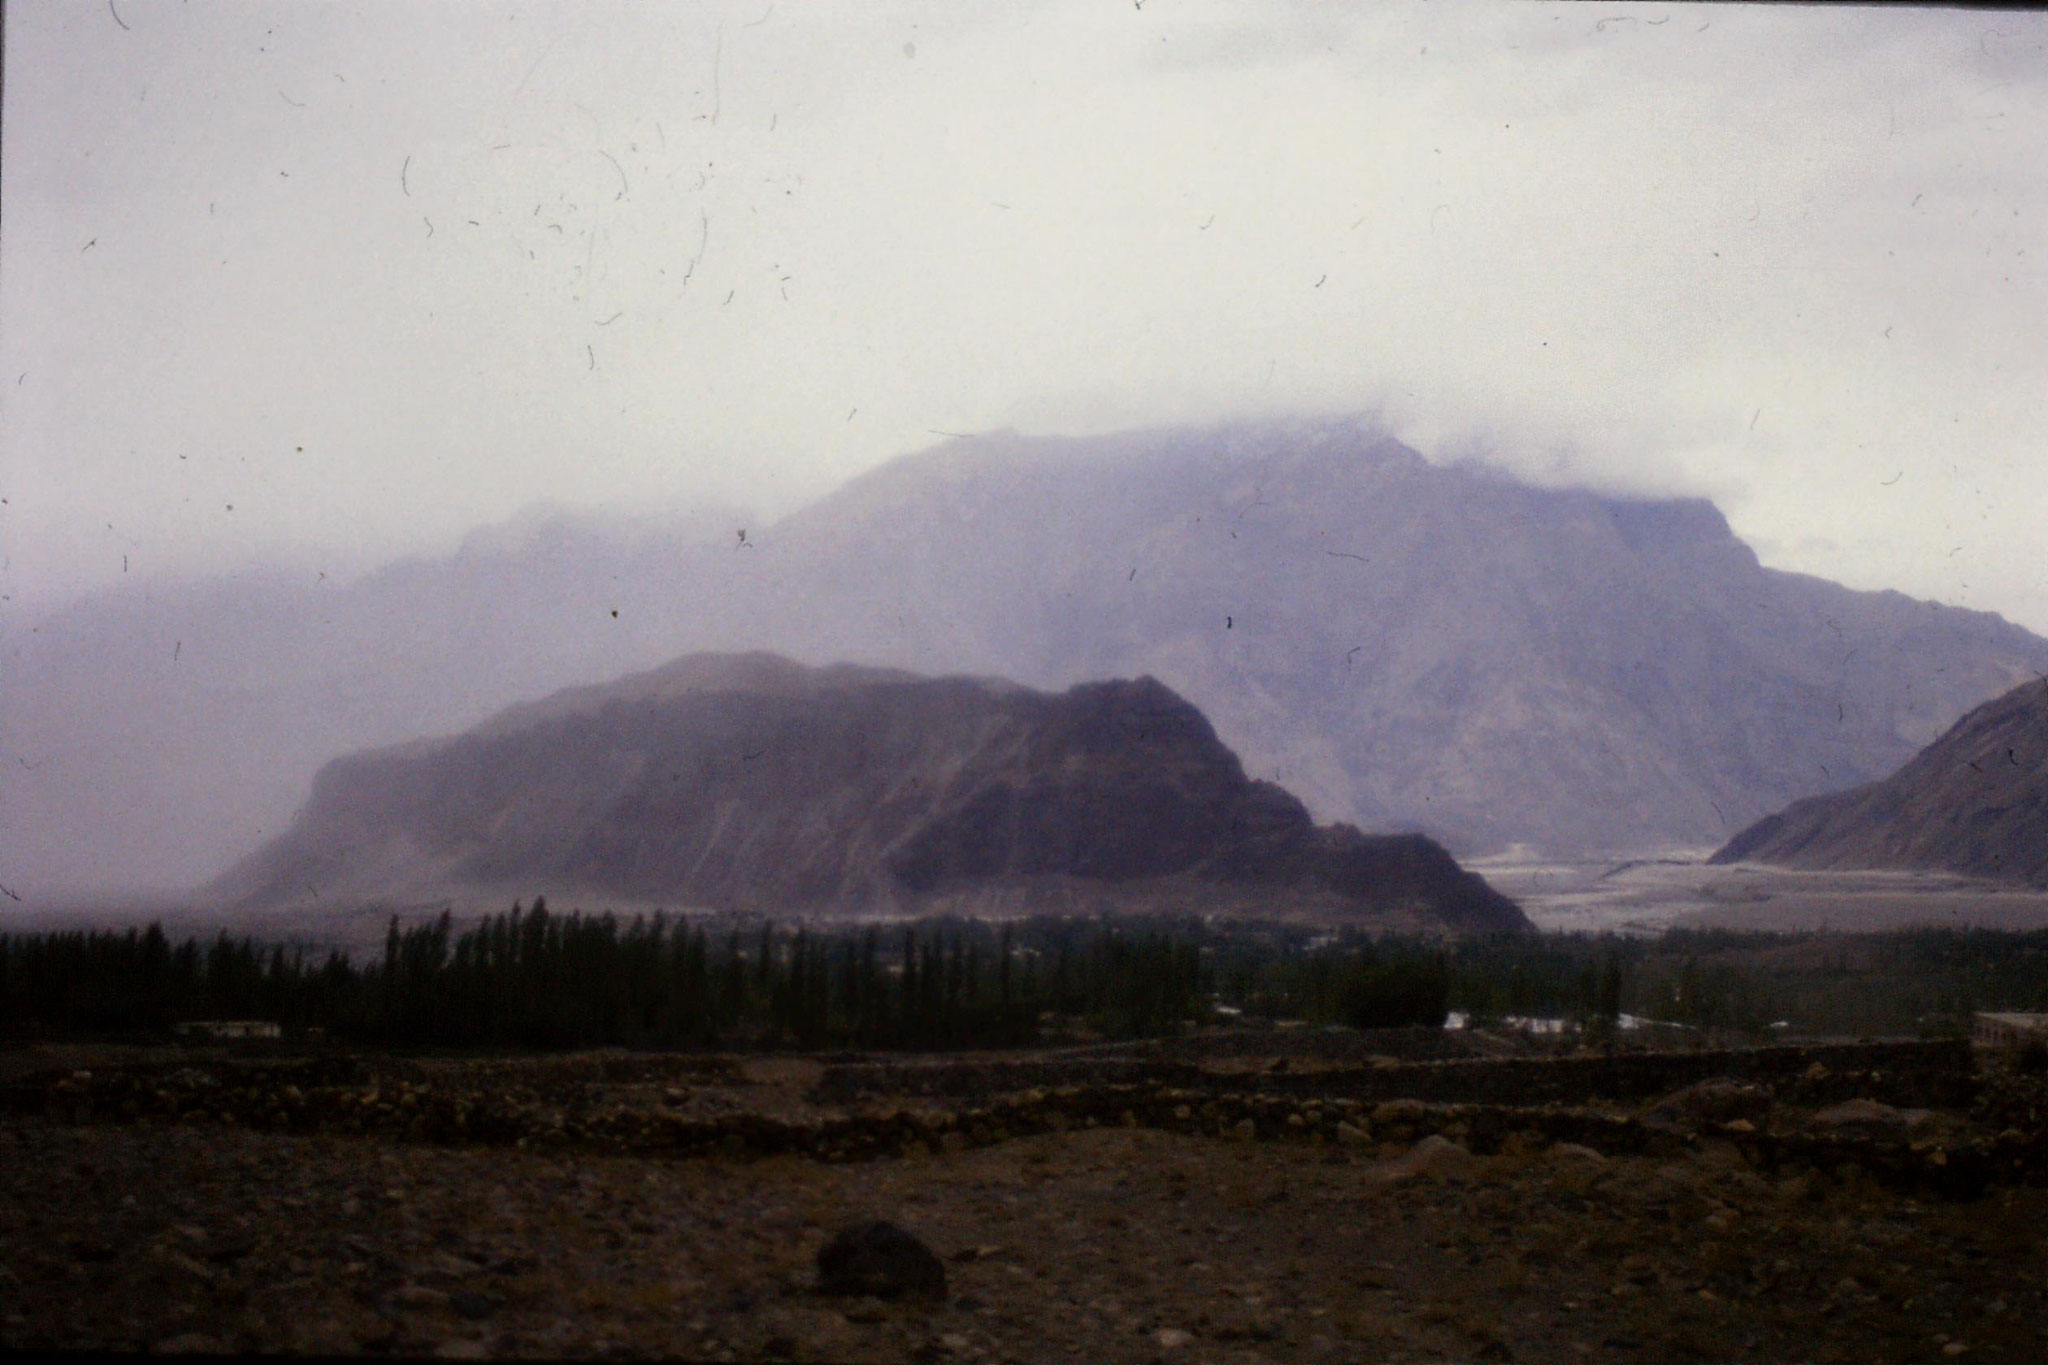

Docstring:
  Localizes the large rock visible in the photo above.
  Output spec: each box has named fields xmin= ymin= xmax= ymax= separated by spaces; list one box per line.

xmin=815 ymin=1222 xmax=948 ymax=1300
xmin=209 ymin=652 xmax=1529 ymax=931
xmin=1368 ymin=1134 xmax=1477 ymax=1185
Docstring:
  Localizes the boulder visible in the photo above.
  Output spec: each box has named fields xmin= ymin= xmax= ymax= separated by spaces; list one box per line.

xmin=816 ymin=1221 xmax=948 ymax=1300
xmin=1369 ymin=1134 xmax=1476 ymax=1185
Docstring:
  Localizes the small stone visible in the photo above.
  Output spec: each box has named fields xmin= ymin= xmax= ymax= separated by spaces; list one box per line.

xmin=152 ymin=1334 xmax=223 ymax=1355
xmin=1232 ymin=1118 xmax=1257 ymax=1141
xmin=950 ymin=1245 xmax=1002 ymax=1263
xmin=1335 ymin=1122 xmax=1370 ymax=1146
xmin=161 ymin=1250 xmax=215 ymax=1282
xmin=940 ymin=1333 xmax=971 ymax=1351
xmin=392 ymin=1285 xmax=451 ymax=1309
xmin=1943 ymin=1344 xmax=1969 ymax=1357
xmin=1156 ymin=1327 xmax=1194 ymax=1349
xmin=449 ymin=1290 xmax=496 ymax=1320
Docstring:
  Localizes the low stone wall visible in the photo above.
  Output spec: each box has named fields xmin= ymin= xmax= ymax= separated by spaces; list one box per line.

xmin=1237 ymin=1039 xmax=1978 ymax=1109
xmin=813 ymin=1040 xmax=1977 ymax=1110
xmin=810 ymin=1058 xmax=1208 ymax=1102
xmin=9 ymin=1061 xmax=2040 ymax=1201
xmin=1059 ymin=1026 xmax=1481 ymax=1065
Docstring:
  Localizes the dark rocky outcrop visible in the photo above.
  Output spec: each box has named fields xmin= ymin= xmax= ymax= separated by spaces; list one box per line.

xmin=211 ymin=652 xmax=1528 ymax=931
xmin=1713 ymin=678 xmax=2048 ymax=886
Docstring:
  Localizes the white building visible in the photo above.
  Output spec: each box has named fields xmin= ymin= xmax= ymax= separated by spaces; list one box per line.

xmin=1973 ymin=1012 xmax=2048 ymax=1048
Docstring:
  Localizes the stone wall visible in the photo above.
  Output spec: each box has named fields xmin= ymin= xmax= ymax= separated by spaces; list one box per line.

xmin=813 ymin=1041 xmax=1976 ymax=1110
xmin=4 ymin=1038 xmax=2032 ymax=1201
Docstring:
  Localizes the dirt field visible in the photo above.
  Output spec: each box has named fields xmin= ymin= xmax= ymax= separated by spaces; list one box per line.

xmin=4 ymin=1042 xmax=2047 ymax=1363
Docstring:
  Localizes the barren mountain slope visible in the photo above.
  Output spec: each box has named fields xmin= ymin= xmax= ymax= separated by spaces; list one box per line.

xmin=213 ymin=653 xmax=1527 ymax=932
xmin=1714 ymin=677 xmax=2048 ymax=886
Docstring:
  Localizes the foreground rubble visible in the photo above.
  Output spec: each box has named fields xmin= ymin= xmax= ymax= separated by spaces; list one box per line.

xmin=2 ymin=1036 xmax=2045 ymax=1362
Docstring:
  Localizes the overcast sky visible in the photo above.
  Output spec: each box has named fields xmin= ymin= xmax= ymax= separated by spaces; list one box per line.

xmin=4 ymin=1 xmax=2044 ymax=631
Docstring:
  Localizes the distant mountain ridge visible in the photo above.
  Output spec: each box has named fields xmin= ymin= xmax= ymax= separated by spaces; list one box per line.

xmin=5 ymin=417 xmax=2044 ymax=898
xmin=1712 ymin=677 xmax=2048 ymax=886
xmin=212 ymin=653 xmax=1529 ymax=932
xmin=731 ymin=421 xmax=2045 ymax=855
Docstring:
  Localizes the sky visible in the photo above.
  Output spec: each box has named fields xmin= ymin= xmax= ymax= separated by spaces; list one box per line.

xmin=4 ymin=0 xmax=2045 ymax=632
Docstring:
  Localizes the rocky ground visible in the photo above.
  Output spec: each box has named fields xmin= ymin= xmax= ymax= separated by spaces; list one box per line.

xmin=3 ymin=1038 xmax=2047 ymax=1363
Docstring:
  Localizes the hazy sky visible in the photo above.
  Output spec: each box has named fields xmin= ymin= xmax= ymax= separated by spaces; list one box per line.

xmin=5 ymin=1 xmax=2045 ymax=630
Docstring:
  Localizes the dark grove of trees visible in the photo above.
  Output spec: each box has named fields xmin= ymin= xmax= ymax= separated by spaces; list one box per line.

xmin=0 ymin=904 xmax=1451 ymax=1049
xmin=8 ymin=909 xmax=2048 ymax=1051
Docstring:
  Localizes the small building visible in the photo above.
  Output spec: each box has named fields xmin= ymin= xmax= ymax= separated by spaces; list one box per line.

xmin=1973 ymin=1012 xmax=2048 ymax=1049
xmin=173 ymin=1020 xmax=283 ymax=1040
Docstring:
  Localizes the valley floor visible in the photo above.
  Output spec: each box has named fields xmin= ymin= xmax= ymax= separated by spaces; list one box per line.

xmin=1469 ymin=854 xmax=2048 ymax=936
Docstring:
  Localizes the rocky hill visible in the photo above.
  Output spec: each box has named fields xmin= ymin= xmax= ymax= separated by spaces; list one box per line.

xmin=212 ymin=653 xmax=1528 ymax=931
xmin=9 ymin=418 xmax=2045 ymax=899
xmin=1712 ymin=677 xmax=2048 ymax=886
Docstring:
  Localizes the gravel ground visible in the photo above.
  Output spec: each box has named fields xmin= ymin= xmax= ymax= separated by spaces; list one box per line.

xmin=5 ymin=1120 xmax=2048 ymax=1361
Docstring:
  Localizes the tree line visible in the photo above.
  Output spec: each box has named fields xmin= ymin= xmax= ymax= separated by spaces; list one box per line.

xmin=0 ymin=904 xmax=1454 ymax=1048
xmin=12 ymin=909 xmax=2047 ymax=1050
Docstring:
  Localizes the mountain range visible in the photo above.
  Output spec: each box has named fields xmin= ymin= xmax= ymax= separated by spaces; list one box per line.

xmin=5 ymin=417 xmax=2043 ymax=900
